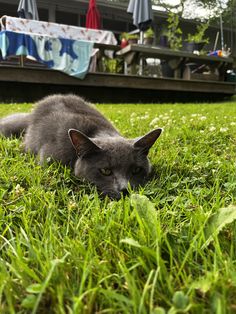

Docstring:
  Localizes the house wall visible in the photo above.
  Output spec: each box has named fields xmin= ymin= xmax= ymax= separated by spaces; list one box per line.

xmin=0 ymin=0 xmax=134 ymax=33
xmin=0 ymin=0 xmax=235 ymax=56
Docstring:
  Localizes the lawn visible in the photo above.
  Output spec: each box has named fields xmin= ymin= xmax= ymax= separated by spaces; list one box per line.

xmin=0 ymin=98 xmax=236 ymax=314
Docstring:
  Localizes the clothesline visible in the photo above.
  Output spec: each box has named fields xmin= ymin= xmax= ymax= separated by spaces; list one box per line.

xmin=0 ymin=15 xmax=117 ymax=45
xmin=0 ymin=16 xmax=118 ymax=79
xmin=0 ymin=31 xmax=94 ymax=79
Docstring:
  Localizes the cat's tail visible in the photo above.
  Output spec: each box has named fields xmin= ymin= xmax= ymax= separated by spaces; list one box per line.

xmin=0 ymin=113 xmax=31 ymax=137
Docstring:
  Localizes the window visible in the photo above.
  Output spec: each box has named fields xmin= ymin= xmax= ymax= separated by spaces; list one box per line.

xmin=56 ymin=10 xmax=78 ymax=26
xmin=38 ymin=8 xmax=48 ymax=22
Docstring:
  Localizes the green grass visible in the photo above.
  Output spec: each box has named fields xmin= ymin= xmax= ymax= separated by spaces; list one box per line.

xmin=0 ymin=98 xmax=236 ymax=314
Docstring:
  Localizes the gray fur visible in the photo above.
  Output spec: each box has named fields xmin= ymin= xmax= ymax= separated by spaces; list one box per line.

xmin=0 ymin=113 xmax=30 ymax=137
xmin=0 ymin=94 xmax=162 ymax=199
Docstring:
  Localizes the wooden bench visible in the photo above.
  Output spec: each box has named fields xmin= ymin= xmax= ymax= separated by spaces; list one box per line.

xmin=116 ymin=44 xmax=234 ymax=81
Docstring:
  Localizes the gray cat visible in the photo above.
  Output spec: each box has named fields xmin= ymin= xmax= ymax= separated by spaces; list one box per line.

xmin=0 ymin=94 xmax=162 ymax=199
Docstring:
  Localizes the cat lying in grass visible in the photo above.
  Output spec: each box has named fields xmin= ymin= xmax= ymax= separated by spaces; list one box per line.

xmin=0 ymin=94 xmax=162 ymax=199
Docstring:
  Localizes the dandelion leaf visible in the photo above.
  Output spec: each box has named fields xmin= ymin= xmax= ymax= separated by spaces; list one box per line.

xmin=26 ymin=283 xmax=42 ymax=294
xmin=203 ymin=206 xmax=236 ymax=249
xmin=131 ymin=194 xmax=157 ymax=236
xmin=120 ymin=238 xmax=141 ymax=248
xmin=190 ymin=271 xmax=217 ymax=294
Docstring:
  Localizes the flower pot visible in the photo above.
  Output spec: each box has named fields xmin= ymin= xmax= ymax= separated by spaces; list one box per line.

xmin=120 ymin=38 xmax=128 ymax=48
xmin=183 ymin=41 xmax=205 ymax=53
xmin=128 ymin=38 xmax=138 ymax=45
xmin=159 ymin=35 xmax=170 ymax=48
xmin=143 ymin=37 xmax=154 ymax=45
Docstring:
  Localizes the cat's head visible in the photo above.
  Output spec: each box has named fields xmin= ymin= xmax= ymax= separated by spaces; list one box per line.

xmin=68 ymin=128 xmax=162 ymax=199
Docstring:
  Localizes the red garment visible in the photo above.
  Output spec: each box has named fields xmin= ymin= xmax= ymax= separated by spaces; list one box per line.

xmin=86 ymin=0 xmax=101 ymax=30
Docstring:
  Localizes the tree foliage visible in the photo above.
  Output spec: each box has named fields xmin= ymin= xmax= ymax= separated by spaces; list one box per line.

xmin=105 ymin=0 xmax=235 ymax=22
xmin=104 ymin=0 xmax=235 ymax=26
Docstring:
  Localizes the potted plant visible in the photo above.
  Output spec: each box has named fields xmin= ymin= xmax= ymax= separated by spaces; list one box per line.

xmin=119 ymin=32 xmax=139 ymax=47
xmin=183 ymin=22 xmax=209 ymax=52
xmin=119 ymin=32 xmax=129 ymax=48
xmin=159 ymin=25 xmax=169 ymax=48
xmin=144 ymin=27 xmax=155 ymax=45
xmin=166 ymin=12 xmax=183 ymax=51
xmin=102 ymin=57 xmax=123 ymax=74
xmin=127 ymin=33 xmax=139 ymax=45
xmin=161 ymin=13 xmax=182 ymax=77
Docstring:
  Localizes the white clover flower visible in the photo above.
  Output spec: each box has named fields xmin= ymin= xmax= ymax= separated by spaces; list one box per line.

xmin=14 ymin=184 xmax=25 ymax=196
xmin=68 ymin=201 xmax=77 ymax=210
xmin=209 ymin=126 xmax=216 ymax=132
xmin=200 ymin=130 xmax=204 ymax=133
xmin=166 ymin=119 xmax=173 ymax=125
xmin=220 ymin=127 xmax=229 ymax=132
xmin=140 ymin=114 xmax=149 ymax=120
xmin=230 ymin=122 xmax=236 ymax=126
xmin=200 ymin=116 xmax=207 ymax=121
xmin=149 ymin=117 xmax=159 ymax=127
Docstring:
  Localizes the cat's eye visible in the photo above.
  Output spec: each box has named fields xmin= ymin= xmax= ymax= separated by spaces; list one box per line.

xmin=100 ymin=168 xmax=112 ymax=176
xmin=132 ymin=166 xmax=142 ymax=175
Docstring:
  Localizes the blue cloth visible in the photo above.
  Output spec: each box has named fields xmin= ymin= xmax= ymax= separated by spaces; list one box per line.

xmin=0 ymin=31 xmax=94 ymax=79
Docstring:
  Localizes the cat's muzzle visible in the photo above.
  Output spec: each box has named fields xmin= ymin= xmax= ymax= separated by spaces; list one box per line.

xmin=102 ymin=188 xmax=128 ymax=200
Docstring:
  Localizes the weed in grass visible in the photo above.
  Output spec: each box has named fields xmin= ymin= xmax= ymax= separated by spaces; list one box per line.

xmin=0 ymin=99 xmax=236 ymax=313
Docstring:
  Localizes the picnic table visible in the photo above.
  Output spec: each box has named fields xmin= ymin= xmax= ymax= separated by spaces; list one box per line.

xmin=116 ymin=44 xmax=234 ymax=81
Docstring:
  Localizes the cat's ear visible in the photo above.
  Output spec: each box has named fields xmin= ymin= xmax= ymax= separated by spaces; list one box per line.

xmin=134 ymin=128 xmax=162 ymax=155
xmin=68 ymin=129 xmax=101 ymax=157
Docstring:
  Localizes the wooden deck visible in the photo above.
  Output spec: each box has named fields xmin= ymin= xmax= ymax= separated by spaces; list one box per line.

xmin=0 ymin=61 xmax=235 ymax=103
xmin=0 ymin=22 xmax=235 ymax=103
